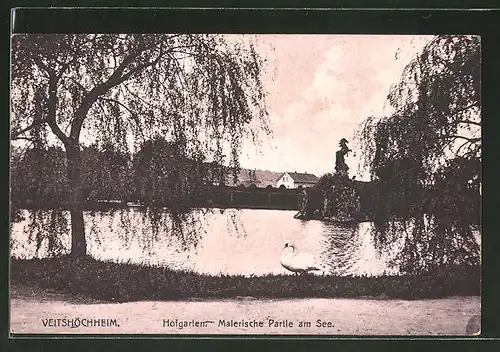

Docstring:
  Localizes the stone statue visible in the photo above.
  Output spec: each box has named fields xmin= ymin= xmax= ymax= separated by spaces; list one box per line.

xmin=335 ymin=138 xmax=351 ymax=176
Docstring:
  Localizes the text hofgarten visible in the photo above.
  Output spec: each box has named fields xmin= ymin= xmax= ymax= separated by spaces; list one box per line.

xmin=162 ymin=318 xmax=335 ymax=330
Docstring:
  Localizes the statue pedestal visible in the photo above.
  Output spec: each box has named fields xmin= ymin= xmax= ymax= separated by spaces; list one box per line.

xmin=295 ymin=172 xmax=360 ymax=222
xmin=323 ymin=173 xmax=358 ymax=221
xmin=294 ymin=138 xmax=359 ymax=222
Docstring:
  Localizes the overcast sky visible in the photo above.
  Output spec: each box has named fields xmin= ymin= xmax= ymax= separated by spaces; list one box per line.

xmin=236 ymin=35 xmax=435 ymax=180
xmin=12 ymin=34 xmax=435 ymax=181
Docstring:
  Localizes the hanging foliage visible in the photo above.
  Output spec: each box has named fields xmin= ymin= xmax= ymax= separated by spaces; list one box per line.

xmin=11 ymin=34 xmax=270 ymax=257
xmin=356 ymin=35 xmax=481 ymax=273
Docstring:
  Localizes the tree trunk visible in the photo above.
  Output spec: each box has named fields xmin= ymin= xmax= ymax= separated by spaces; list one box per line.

xmin=66 ymin=142 xmax=87 ymax=257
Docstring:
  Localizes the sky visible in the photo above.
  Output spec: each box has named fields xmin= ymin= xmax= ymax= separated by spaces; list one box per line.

xmin=235 ymin=35 xmax=435 ymax=180
xmin=11 ymin=34 xmax=435 ymax=181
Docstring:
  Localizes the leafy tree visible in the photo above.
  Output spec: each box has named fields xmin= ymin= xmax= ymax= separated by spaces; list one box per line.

xmin=81 ymin=143 xmax=134 ymax=203
xmin=359 ymin=36 xmax=480 ymax=183
xmin=11 ymin=34 xmax=269 ymax=257
xmin=11 ymin=146 xmax=68 ymax=208
xmin=357 ymin=35 xmax=480 ymax=273
xmin=133 ymin=138 xmax=213 ymax=212
xmin=249 ymin=169 xmax=258 ymax=186
xmin=11 ymin=144 xmax=134 ymax=206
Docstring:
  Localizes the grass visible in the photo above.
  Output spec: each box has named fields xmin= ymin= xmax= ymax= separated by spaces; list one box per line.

xmin=10 ymin=256 xmax=480 ymax=302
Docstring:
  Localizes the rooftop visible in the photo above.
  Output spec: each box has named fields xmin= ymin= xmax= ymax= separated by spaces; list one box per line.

xmin=284 ymin=172 xmax=319 ymax=183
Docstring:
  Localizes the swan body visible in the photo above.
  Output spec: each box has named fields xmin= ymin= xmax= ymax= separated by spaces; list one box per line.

xmin=280 ymin=242 xmax=321 ymax=274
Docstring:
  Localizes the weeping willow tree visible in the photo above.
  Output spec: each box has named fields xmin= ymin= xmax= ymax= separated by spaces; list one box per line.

xmin=11 ymin=34 xmax=270 ymax=257
xmin=133 ymin=138 xmax=213 ymax=211
xmin=81 ymin=143 xmax=135 ymax=203
xmin=357 ymin=35 xmax=480 ymax=273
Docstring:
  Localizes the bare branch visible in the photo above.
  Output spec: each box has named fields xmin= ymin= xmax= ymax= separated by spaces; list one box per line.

xmin=28 ymin=53 xmax=74 ymax=145
xmin=443 ymin=135 xmax=481 ymax=143
xmin=119 ymin=48 xmax=165 ymax=83
xmin=55 ymin=55 xmax=78 ymax=81
xmin=105 ymin=50 xmax=142 ymax=87
xmin=455 ymin=139 xmax=475 ymax=156
xmin=97 ymin=96 xmax=145 ymax=140
xmin=46 ymin=76 xmax=69 ymax=145
xmin=64 ymin=74 xmax=88 ymax=93
xmin=122 ymin=83 xmax=157 ymax=109
xmin=68 ymin=47 xmax=162 ymax=140
xmin=11 ymin=136 xmax=39 ymax=143
xmin=11 ymin=118 xmax=47 ymax=139
xmin=11 ymin=57 xmax=74 ymax=142
xmin=455 ymin=119 xmax=481 ymax=127
xmin=449 ymin=102 xmax=480 ymax=118
xmin=98 ymin=97 xmax=136 ymax=117
xmin=33 ymin=57 xmax=54 ymax=76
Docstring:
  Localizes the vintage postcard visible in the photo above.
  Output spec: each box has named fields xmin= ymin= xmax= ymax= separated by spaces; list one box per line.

xmin=10 ymin=31 xmax=481 ymax=336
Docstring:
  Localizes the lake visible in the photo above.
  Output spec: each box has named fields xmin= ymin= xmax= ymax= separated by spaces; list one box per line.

xmin=10 ymin=208 xmax=480 ymax=277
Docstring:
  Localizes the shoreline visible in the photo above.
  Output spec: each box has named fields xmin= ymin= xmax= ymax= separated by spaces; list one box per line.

xmin=10 ymin=257 xmax=481 ymax=302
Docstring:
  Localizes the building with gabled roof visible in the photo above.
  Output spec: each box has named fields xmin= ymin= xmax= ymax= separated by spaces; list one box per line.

xmin=276 ymin=172 xmax=319 ymax=189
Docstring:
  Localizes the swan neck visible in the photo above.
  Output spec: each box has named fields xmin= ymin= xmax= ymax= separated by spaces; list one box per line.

xmin=290 ymin=244 xmax=297 ymax=253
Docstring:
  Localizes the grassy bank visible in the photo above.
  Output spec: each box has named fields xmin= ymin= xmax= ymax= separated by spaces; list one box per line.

xmin=10 ymin=257 xmax=480 ymax=302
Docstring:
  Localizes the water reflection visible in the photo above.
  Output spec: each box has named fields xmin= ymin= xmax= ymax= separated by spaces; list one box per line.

xmin=11 ymin=208 xmax=475 ymax=277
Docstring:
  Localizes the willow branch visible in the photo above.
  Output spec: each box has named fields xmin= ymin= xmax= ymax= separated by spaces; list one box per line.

xmin=33 ymin=57 xmax=54 ymax=76
xmin=119 ymin=48 xmax=165 ymax=83
xmin=46 ymin=76 xmax=69 ymax=146
xmin=455 ymin=139 xmax=476 ymax=156
xmin=11 ymin=118 xmax=47 ymax=139
xmin=455 ymin=119 xmax=481 ymax=127
xmin=443 ymin=135 xmax=481 ymax=143
xmin=11 ymin=136 xmax=39 ymax=143
xmin=449 ymin=102 xmax=480 ymax=117
xmin=98 ymin=97 xmax=135 ymax=116
xmin=29 ymin=60 xmax=69 ymax=145
xmin=122 ymin=83 xmax=157 ymax=109
xmin=98 ymin=96 xmax=144 ymax=139
xmin=69 ymin=47 xmax=165 ymax=140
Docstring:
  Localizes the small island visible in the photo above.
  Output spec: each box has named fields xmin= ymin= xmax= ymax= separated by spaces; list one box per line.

xmin=295 ymin=138 xmax=361 ymax=222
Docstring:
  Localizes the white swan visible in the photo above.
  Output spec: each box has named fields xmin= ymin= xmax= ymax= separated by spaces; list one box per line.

xmin=280 ymin=241 xmax=321 ymax=274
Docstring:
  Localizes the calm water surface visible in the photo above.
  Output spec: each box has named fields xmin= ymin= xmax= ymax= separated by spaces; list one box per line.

xmin=12 ymin=208 xmax=478 ymax=277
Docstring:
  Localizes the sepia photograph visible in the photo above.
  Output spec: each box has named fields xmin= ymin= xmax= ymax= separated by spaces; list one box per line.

xmin=9 ymin=33 xmax=481 ymax=336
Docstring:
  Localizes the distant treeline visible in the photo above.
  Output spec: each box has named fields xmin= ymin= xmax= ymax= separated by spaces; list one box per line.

xmin=11 ymin=141 xmax=480 ymax=223
xmin=307 ymin=159 xmax=481 ymax=226
xmin=9 ymin=140 xmax=363 ymax=213
xmin=11 ymin=139 xmax=220 ymax=212
xmin=10 ymin=140 xmax=304 ymax=212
